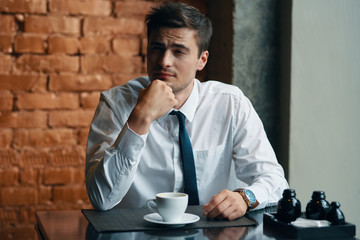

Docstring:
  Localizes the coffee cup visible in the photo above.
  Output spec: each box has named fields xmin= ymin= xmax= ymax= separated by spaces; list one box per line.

xmin=146 ymin=192 xmax=188 ymax=222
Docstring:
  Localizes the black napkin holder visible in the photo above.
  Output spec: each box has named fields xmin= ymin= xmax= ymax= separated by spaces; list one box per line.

xmin=263 ymin=212 xmax=356 ymax=239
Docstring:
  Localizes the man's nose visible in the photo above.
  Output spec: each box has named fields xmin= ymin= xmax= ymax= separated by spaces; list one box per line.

xmin=159 ymin=50 xmax=173 ymax=68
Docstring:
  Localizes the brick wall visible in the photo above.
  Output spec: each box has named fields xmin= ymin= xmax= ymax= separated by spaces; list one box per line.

xmin=0 ymin=0 xmax=207 ymax=239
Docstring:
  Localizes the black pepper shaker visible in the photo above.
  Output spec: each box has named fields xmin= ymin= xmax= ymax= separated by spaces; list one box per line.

xmin=277 ymin=189 xmax=302 ymax=223
xmin=306 ymin=191 xmax=330 ymax=220
xmin=326 ymin=201 xmax=345 ymax=225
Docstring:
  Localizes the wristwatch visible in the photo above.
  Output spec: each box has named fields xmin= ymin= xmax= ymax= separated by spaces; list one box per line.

xmin=234 ymin=188 xmax=259 ymax=210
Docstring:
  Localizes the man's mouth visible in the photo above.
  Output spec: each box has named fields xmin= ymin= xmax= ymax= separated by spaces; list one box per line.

xmin=153 ymin=71 xmax=175 ymax=79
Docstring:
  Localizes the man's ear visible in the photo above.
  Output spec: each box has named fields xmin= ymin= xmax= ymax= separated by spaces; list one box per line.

xmin=197 ymin=51 xmax=209 ymax=71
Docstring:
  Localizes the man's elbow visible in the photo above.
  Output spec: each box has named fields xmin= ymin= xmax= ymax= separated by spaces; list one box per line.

xmin=86 ymin=183 xmax=113 ymax=211
xmin=87 ymin=193 xmax=114 ymax=211
xmin=91 ymin=201 xmax=112 ymax=211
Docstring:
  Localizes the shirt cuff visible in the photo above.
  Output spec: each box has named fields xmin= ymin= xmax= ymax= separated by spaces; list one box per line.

xmin=246 ymin=186 xmax=269 ymax=210
xmin=113 ymin=122 xmax=148 ymax=159
xmin=126 ymin=122 xmax=148 ymax=142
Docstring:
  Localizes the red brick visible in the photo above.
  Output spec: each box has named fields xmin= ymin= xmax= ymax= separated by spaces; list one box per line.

xmin=24 ymin=15 xmax=80 ymax=35
xmin=16 ymin=92 xmax=79 ymax=110
xmin=14 ymin=129 xmax=78 ymax=148
xmin=20 ymin=168 xmax=39 ymax=186
xmin=0 ymin=111 xmax=47 ymax=128
xmin=115 ymin=1 xmax=156 ymax=17
xmin=0 ymin=74 xmax=46 ymax=91
xmin=81 ymin=55 xmax=142 ymax=74
xmin=19 ymin=148 xmax=48 ymax=168
xmin=49 ymin=146 xmax=84 ymax=167
xmin=0 ymin=0 xmax=47 ymax=14
xmin=53 ymin=185 xmax=88 ymax=203
xmin=79 ymin=128 xmax=89 ymax=145
xmin=113 ymin=37 xmax=141 ymax=56
xmin=83 ymin=17 xmax=145 ymax=36
xmin=49 ymin=110 xmax=94 ymax=128
xmin=79 ymin=36 xmax=111 ymax=54
xmin=112 ymin=73 xmax=145 ymax=86
xmin=38 ymin=186 xmax=52 ymax=204
xmin=50 ymin=0 xmax=112 ymax=16
xmin=0 ymin=128 xmax=13 ymax=148
xmin=80 ymin=92 xmax=100 ymax=109
xmin=0 ymin=34 xmax=13 ymax=53
xmin=48 ymin=35 xmax=79 ymax=54
xmin=0 ymin=187 xmax=38 ymax=206
xmin=0 ymin=209 xmax=18 ymax=225
xmin=0 ymin=54 xmax=12 ymax=73
xmin=15 ymin=55 xmax=79 ymax=73
xmin=0 ymin=91 xmax=13 ymax=111
xmin=19 ymin=207 xmax=37 ymax=224
xmin=73 ymin=167 xmax=85 ymax=183
xmin=49 ymin=74 xmax=112 ymax=91
xmin=14 ymin=34 xmax=46 ymax=54
xmin=141 ymin=37 xmax=148 ymax=55
xmin=0 ymin=15 xmax=16 ymax=33
xmin=43 ymin=167 xmax=73 ymax=185
xmin=0 ymin=149 xmax=18 ymax=168
xmin=0 ymin=168 xmax=19 ymax=186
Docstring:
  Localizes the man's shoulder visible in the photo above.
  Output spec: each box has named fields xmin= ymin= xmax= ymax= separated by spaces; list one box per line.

xmin=197 ymin=79 xmax=244 ymax=98
xmin=103 ymin=76 xmax=150 ymax=98
xmin=99 ymin=76 xmax=150 ymax=110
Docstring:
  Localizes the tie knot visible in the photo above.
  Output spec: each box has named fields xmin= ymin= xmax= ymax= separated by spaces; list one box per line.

xmin=170 ymin=110 xmax=185 ymax=121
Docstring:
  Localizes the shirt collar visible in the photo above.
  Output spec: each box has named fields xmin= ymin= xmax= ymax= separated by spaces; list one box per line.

xmin=157 ymin=79 xmax=199 ymax=123
xmin=178 ymin=79 xmax=199 ymax=122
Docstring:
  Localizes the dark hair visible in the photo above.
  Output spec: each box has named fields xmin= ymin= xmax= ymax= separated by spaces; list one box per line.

xmin=146 ymin=1 xmax=212 ymax=57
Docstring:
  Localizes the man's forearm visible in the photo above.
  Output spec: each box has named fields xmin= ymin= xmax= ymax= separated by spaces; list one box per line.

xmin=86 ymin=151 xmax=138 ymax=211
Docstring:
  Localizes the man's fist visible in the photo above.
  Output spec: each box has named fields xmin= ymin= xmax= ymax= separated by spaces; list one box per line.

xmin=127 ymin=80 xmax=178 ymax=135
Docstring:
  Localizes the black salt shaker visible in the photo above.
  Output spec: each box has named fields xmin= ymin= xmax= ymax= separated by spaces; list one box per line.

xmin=306 ymin=191 xmax=329 ymax=220
xmin=277 ymin=189 xmax=302 ymax=223
xmin=326 ymin=201 xmax=345 ymax=225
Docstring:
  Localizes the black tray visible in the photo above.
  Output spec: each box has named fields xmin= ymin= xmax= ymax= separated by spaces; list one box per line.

xmin=263 ymin=212 xmax=356 ymax=239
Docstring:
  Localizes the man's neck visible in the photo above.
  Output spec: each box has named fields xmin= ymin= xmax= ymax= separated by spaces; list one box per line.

xmin=173 ymin=81 xmax=194 ymax=110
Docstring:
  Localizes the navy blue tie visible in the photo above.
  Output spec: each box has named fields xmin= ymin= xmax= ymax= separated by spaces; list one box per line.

xmin=170 ymin=111 xmax=199 ymax=205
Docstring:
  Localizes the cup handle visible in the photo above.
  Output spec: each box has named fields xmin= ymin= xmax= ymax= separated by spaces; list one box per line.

xmin=146 ymin=199 xmax=158 ymax=213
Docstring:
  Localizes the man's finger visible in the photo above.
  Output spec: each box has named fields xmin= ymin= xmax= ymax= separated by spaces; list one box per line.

xmin=203 ymin=190 xmax=248 ymax=220
xmin=204 ymin=191 xmax=233 ymax=219
xmin=203 ymin=191 xmax=226 ymax=216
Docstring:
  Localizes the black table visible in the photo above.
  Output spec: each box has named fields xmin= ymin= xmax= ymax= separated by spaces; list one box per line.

xmin=35 ymin=206 xmax=357 ymax=240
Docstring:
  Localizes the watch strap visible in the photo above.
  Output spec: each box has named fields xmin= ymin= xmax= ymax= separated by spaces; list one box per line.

xmin=234 ymin=188 xmax=259 ymax=210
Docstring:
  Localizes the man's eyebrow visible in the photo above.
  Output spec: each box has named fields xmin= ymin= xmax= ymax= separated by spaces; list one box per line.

xmin=149 ymin=41 xmax=190 ymax=52
xmin=172 ymin=43 xmax=190 ymax=52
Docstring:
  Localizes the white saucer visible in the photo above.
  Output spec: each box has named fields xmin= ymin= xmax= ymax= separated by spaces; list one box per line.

xmin=143 ymin=213 xmax=200 ymax=226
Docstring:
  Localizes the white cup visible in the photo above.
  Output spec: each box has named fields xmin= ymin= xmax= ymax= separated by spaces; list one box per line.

xmin=146 ymin=192 xmax=188 ymax=222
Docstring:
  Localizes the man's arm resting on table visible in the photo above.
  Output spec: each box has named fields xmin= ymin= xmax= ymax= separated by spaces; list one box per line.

xmin=86 ymin=123 xmax=147 ymax=211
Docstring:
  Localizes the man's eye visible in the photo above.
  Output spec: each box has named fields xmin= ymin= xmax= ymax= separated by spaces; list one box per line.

xmin=174 ymin=50 xmax=185 ymax=54
xmin=150 ymin=45 xmax=164 ymax=51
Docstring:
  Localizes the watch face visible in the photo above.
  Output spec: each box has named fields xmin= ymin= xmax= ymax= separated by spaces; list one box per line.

xmin=245 ymin=190 xmax=256 ymax=205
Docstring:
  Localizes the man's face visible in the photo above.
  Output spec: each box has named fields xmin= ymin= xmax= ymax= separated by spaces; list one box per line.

xmin=147 ymin=27 xmax=208 ymax=95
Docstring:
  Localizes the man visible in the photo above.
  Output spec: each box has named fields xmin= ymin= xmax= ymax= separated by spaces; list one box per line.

xmin=85 ymin=2 xmax=288 ymax=220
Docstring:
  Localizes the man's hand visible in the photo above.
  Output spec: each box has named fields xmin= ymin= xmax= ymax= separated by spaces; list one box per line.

xmin=128 ymin=80 xmax=178 ymax=135
xmin=202 ymin=189 xmax=248 ymax=221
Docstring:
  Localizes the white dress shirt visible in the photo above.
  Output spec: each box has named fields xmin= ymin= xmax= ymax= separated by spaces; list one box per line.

xmin=85 ymin=77 xmax=288 ymax=211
